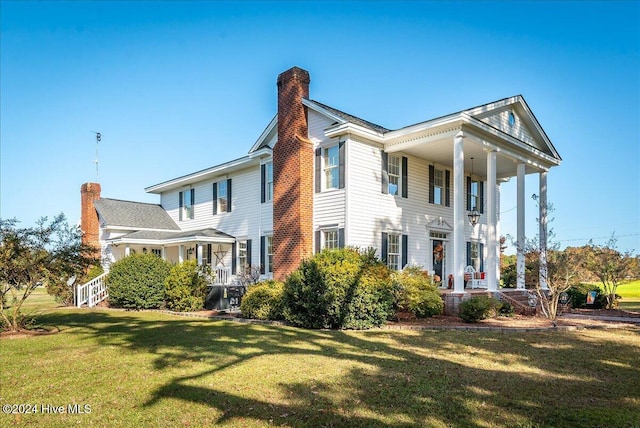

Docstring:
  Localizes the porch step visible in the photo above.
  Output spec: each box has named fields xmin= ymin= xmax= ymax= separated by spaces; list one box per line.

xmin=495 ymin=290 xmax=538 ymax=316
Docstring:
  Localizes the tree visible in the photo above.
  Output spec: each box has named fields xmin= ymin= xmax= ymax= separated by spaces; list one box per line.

xmin=0 ymin=215 xmax=97 ymax=331
xmin=584 ymin=236 xmax=638 ymax=309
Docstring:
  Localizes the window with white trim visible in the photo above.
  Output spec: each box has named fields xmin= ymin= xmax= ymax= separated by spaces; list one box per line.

xmin=218 ymin=180 xmax=228 ymax=213
xmin=470 ymin=180 xmax=479 ymax=211
xmin=265 ymin=162 xmax=273 ymax=202
xmin=151 ymin=248 xmax=162 ymax=257
xmin=470 ymin=242 xmax=481 ymax=272
xmin=179 ymin=189 xmax=194 ymax=220
xmin=388 ymin=155 xmax=400 ymax=195
xmin=238 ymin=241 xmax=247 ymax=272
xmin=323 ymin=145 xmax=339 ymax=190
xmin=387 ymin=234 xmax=400 ymax=271
xmin=323 ymin=230 xmax=339 ymax=250
xmin=434 ymin=168 xmax=444 ymax=205
xmin=266 ymin=236 xmax=273 ymax=274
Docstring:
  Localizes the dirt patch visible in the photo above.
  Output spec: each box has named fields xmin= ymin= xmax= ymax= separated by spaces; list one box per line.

xmin=0 ymin=327 xmax=60 ymax=340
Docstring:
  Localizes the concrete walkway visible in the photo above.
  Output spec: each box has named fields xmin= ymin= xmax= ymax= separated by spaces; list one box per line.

xmin=559 ymin=313 xmax=640 ymax=324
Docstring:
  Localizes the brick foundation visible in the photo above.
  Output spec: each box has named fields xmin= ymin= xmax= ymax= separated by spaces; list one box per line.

xmin=273 ymin=67 xmax=314 ymax=281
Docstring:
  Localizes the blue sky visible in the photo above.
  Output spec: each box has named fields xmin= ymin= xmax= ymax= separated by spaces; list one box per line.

xmin=1 ymin=1 xmax=639 ymax=255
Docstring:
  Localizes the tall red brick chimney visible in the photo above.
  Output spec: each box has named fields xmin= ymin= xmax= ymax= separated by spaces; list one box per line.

xmin=80 ymin=182 xmax=101 ymax=253
xmin=273 ymin=66 xmax=314 ymax=281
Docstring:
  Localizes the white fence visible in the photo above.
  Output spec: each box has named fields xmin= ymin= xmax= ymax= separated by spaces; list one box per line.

xmin=75 ymin=272 xmax=108 ymax=308
xmin=214 ymin=267 xmax=231 ymax=285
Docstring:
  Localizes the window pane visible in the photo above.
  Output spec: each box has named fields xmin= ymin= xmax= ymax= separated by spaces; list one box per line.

xmin=266 ymin=236 xmax=273 ymax=273
xmin=218 ymin=180 xmax=227 ymax=212
xmin=324 ymin=230 xmax=338 ymax=250
xmin=387 ymin=234 xmax=400 ymax=271
xmin=324 ymin=146 xmax=339 ymax=189
xmin=388 ymin=156 xmax=400 ymax=195
xmin=239 ymin=241 xmax=247 ymax=270
xmin=266 ymin=162 xmax=273 ymax=202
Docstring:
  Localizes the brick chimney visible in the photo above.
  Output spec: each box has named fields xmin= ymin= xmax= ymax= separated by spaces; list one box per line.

xmin=273 ymin=66 xmax=314 ymax=280
xmin=80 ymin=182 xmax=101 ymax=252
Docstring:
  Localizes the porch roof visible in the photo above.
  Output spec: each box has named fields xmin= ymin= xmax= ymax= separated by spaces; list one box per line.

xmin=107 ymin=228 xmax=236 ymax=246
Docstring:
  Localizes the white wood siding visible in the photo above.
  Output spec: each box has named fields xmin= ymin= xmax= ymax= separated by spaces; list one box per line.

xmin=478 ymin=109 xmax=543 ymax=150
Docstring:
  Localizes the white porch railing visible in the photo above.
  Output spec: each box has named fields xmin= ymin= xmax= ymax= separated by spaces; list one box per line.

xmin=76 ymin=272 xmax=108 ymax=308
xmin=213 ymin=267 xmax=232 ymax=285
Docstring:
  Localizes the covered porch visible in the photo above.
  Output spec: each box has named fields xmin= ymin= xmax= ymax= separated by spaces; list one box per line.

xmin=104 ymin=228 xmax=237 ymax=285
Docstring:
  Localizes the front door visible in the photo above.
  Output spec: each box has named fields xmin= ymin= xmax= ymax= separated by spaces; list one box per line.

xmin=432 ymin=239 xmax=446 ymax=286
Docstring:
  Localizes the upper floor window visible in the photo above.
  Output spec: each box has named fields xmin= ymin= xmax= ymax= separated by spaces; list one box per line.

xmin=388 ymin=155 xmax=400 ymax=195
xmin=316 ymin=142 xmax=345 ymax=192
xmin=324 ymin=145 xmax=340 ymax=190
xmin=261 ymin=162 xmax=273 ymax=203
xmin=213 ymin=179 xmax=232 ymax=214
xmin=179 ymin=189 xmax=195 ymax=221
xmin=429 ymin=165 xmax=450 ymax=207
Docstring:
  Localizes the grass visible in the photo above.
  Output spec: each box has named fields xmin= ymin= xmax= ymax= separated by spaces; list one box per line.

xmin=1 ymin=290 xmax=639 ymax=427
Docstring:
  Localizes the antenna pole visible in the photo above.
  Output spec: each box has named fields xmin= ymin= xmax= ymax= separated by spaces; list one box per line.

xmin=92 ymin=132 xmax=101 ymax=181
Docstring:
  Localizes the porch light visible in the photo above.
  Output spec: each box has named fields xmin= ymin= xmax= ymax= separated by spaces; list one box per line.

xmin=468 ymin=209 xmax=480 ymax=226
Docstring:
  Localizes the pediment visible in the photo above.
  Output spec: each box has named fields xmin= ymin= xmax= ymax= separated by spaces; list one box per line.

xmin=426 ymin=218 xmax=453 ymax=232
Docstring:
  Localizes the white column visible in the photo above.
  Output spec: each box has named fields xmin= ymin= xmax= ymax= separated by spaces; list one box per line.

xmin=453 ymin=131 xmax=466 ymax=293
xmin=161 ymin=246 xmax=166 ymax=260
xmin=178 ymin=245 xmax=184 ymax=263
xmin=516 ymin=163 xmax=526 ymax=289
xmin=197 ymin=244 xmax=203 ymax=266
xmin=124 ymin=245 xmax=130 ymax=257
xmin=539 ymin=171 xmax=548 ymax=290
xmin=486 ymin=150 xmax=498 ymax=291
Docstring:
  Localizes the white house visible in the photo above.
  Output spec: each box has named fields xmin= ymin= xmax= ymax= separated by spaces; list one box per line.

xmin=80 ymin=66 xmax=561 ymax=304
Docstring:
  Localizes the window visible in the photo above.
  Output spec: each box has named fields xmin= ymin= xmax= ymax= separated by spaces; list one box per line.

xmin=508 ymin=111 xmax=516 ymax=127
xmin=201 ymin=244 xmax=212 ymax=265
xmin=387 ymin=234 xmax=400 ymax=271
xmin=323 ymin=145 xmax=339 ymax=190
xmin=434 ymin=169 xmax=444 ymax=205
xmin=264 ymin=162 xmax=273 ymax=202
xmin=213 ymin=179 xmax=232 ymax=214
xmin=388 ymin=155 xmax=400 ymax=195
xmin=470 ymin=242 xmax=480 ymax=272
xmin=324 ymin=230 xmax=339 ymax=250
xmin=179 ymin=189 xmax=195 ymax=220
xmin=238 ymin=241 xmax=247 ymax=271
xmin=151 ymin=248 xmax=162 ymax=257
xmin=466 ymin=176 xmax=484 ymax=213
xmin=266 ymin=236 xmax=273 ymax=274
xmin=470 ymin=180 xmax=479 ymax=211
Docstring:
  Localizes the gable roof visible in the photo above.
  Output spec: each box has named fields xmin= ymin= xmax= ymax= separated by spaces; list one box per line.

xmin=94 ymin=198 xmax=179 ymax=230
xmin=307 ymin=99 xmax=391 ymax=134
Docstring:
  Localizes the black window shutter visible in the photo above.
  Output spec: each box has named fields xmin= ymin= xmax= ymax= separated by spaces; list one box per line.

xmin=402 ymin=234 xmax=408 ymax=268
xmin=381 ymin=150 xmax=389 ymax=194
xmin=445 ymin=170 xmax=451 ymax=207
xmin=227 ymin=179 xmax=232 ymax=212
xmin=480 ymin=243 xmax=485 ymax=272
xmin=466 ymin=176 xmax=472 ymax=211
xmin=261 ymin=164 xmax=266 ymax=203
xmin=428 ymin=165 xmax=435 ymax=204
xmin=212 ymin=183 xmax=218 ymax=215
xmin=339 ymin=141 xmax=345 ymax=189
xmin=232 ymin=242 xmax=237 ymax=274
xmin=246 ymin=239 xmax=252 ymax=269
xmin=190 ymin=189 xmax=195 ymax=219
xmin=179 ymin=191 xmax=184 ymax=220
xmin=381 ymin=232 xmax=388 ymax=262
xmin=338 ymin=228 xmax=345 ymax=249
xmin=206 ymin=244 xmax=212 ymax=266
xmin=479 ymin=181 xmax=485 ymax=214
xmin=315 ymin=230 xmax=321 ymax=253
xmin=315 ymin=148 xmax=321 ymax=193
xmin=466 ymin=242 xmax=472 ymax=267
xmin=260 ymin=236 xmax=265 ymax=274
xmin=401 ymin=156 xmax=408 ymax=198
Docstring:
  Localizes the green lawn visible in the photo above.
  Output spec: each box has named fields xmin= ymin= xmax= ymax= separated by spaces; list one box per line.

xmin=2 ymin=290 xmax=639 ymax=427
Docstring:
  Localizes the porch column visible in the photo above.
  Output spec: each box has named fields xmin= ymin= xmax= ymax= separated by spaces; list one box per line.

xmin=197 ymin=244 xmax=203 ymax=266
xmin=124 ymin=245 xmax=130 ymax=257
xmin=453 ymin=131 xmax=466 ymax=293
xmin=516 ymin=163 xmax=526 ymax=289
xmin=486 ymin=150 xmax=498 ymax=292
xmin=161 ymin=246 xmax=166 ymax=260
xmin=178 ymin=245 xmax=184 ymax=263
xmin=539 ymin=171 xmax=548 ymax=290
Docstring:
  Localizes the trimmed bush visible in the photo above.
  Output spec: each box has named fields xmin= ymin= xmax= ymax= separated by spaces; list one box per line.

xmin=283 ymin=248 xmax=394 ymax=330
xmin=107 ymin=253 xmax=171 ymax=309
xmin=566 ymin=283 xmax=606 ymax=309
xmin=394 ymin=266 xmax=443 ymax=318
xmin=165 ymin=261 xmax=210 ymax=312
xmin=497 ymin=301 xmax=515 ymax=317
xmin=459 ymin=295 xmax=498 ymax=323
xmin=240 ymin=280 xmax=285 ymax=320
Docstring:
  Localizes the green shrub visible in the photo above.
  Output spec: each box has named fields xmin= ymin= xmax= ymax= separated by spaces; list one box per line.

xmin=165 ymin=261 xmax=210 ymax=312
xmin=240 ymin=280 xmax=285 ymax=320
xmin=107 ymin=253 xmax=171 ymax=309
xmin=566 ymin=284 xmax=607 ymax=309
xmin=341 ymin=263 xmax=395 ymax=329
xmin=282 ymin=248 xmax=394 ymax=329
xmin=393 ymin=266 xmax=443 ymax=318
xmin=497 ymin=301 xmax=515 ymax=317
xmin=459 ymin=295 xmax=498 ymax=323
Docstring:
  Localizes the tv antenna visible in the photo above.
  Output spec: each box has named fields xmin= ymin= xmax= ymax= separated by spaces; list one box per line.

xmin=91 ymin=131 xmax=101 ymax=181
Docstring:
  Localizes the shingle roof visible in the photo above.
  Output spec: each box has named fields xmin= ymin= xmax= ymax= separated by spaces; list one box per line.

xmin=309 ymin=99 xmax=390 ymax=134
xmin=120 ymin=228 xmax=234 ymax=241
xmin=94 ymin=198 xmax=179 ymax=230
